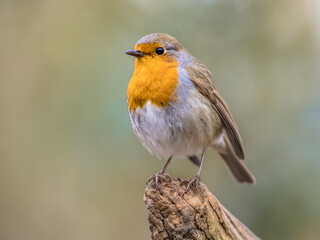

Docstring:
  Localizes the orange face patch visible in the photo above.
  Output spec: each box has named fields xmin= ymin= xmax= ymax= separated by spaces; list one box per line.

xmin=127 ymin=43 xmax=179 ymax=111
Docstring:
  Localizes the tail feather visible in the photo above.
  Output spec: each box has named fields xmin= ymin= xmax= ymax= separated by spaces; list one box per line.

xmin=188 ymin=155 xmax=201 ymax=167
xmin=218 ymin=136 xmax=255 ymax=184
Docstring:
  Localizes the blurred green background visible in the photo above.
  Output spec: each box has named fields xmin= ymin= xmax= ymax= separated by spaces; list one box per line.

xmin=1 ymin=0 xmax=320 ymax=239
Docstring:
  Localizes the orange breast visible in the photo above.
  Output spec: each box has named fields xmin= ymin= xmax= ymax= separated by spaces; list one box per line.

xmin=127 ymin=46 xmax=179 ymax=111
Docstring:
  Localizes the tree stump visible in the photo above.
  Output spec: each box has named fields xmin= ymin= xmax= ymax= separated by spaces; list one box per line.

xmin=144 ymin=175 xmax=260 ymax=240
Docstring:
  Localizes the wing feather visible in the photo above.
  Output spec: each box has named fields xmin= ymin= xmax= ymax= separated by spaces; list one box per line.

xmin=186 ymin=61 xmax=245 ymax=160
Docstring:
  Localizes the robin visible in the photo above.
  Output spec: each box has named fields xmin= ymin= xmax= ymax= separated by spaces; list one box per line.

xmin=126 ymin=33 xmax=255 ymax=193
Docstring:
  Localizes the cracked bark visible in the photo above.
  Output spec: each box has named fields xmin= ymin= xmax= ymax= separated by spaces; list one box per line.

xmin=144 ymin=175 xmax=260 ymax=240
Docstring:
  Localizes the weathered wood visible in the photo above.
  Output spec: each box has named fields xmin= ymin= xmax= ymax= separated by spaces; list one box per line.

xmin=144 ymin=175 xmax=260 ymax=240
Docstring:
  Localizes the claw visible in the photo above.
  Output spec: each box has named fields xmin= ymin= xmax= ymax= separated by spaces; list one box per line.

xmin=146 ymin=172 xmax=170 ymax=194
xmin=182 ymin=176 xmax=201 ymax=197
xmin=146 ymin=173 xmax=157 ymax=185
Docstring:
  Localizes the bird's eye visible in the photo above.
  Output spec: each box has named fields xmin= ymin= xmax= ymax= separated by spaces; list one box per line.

xmin=155 ymin=47 xmax=165 ymax=55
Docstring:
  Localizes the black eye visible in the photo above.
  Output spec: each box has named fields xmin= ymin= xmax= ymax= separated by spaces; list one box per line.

xmin=155 ymin=47 xmax=165 ymax=55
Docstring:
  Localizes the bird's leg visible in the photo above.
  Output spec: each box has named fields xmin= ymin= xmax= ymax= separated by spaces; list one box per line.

xmin=159 ymin=156 xmax=172 ymax=175
xmin=183 ymin=149 xmax=206 ymax=196
xmin=146 ymin=156 xmax=173 ymax=193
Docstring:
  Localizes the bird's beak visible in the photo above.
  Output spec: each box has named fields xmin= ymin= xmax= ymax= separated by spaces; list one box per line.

xmin=125 ymin=50 xmax=145 ymax=57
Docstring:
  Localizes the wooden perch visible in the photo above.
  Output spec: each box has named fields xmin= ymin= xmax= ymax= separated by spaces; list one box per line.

xmin=144 ymin=175 xmax=260 ymax=240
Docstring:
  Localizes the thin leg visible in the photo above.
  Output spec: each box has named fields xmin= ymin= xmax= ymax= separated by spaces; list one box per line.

xmin=183 ymin=149 xmax=206 ymax=196
xmin=197 ymin=149 xmax=206 ymax=177
xmin=146 ymin=156 xmax=173 ymax=193
xmin=160 ymin=156 xmax=172 ymax=174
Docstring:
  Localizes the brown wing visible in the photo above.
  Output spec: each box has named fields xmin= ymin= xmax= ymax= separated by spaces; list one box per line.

xmin=186 ymin=61 xmax=245 ymax=160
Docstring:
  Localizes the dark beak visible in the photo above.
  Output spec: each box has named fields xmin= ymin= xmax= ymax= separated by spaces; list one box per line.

xmin=125 ymin=50 xmax=145 ymax=57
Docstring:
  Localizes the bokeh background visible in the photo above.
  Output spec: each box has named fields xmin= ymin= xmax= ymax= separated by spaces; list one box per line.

xmin=1 ymin=0 xmax=320 ymax=239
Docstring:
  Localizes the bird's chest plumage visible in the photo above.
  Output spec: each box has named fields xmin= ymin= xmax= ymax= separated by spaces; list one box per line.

xmin=127 ymin=56 xmax=179 ymax=111
xmin=128 ymin=67 xmax=222 ymax=158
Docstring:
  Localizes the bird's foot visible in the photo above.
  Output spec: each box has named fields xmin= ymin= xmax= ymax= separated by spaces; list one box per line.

xmin=146 ymin=172 xmax=170 ymax=194
xmin=182 ymin=175 xmax=201 ymax=197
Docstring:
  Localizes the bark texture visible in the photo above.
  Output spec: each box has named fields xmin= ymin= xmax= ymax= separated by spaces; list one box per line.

xmin=144 ymin=175 xmax=260 ymax=240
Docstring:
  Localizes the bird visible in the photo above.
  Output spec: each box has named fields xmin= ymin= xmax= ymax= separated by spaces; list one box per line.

xmin=125 ymin=33 xmax=255 ymax=193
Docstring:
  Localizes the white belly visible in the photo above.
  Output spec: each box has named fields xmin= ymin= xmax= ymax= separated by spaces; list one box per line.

xmin=128 ymin=89 xmax=222 ymax=158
